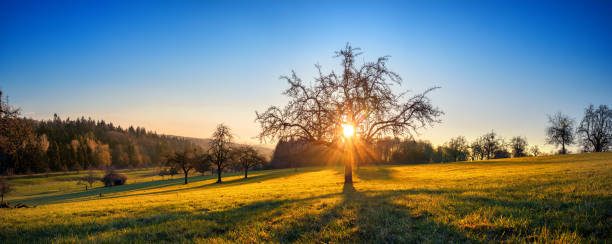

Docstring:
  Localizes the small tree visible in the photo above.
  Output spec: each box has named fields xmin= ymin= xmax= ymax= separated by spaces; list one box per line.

xmin=577 ymin=104 xmax=611 ymax=152
xmin=209 ymin=124 xmax=233 ymax=183
xmin=194 ymin=153 xmax=211 ymax=176
xmin=510 ymin=136 xmax=528 ymax=157
xmin=546 ymin=112 xmax=575 ymax=154
xmin=158 ymin=169 xmax=168 ymax=180
xmin=166 ymin=146 xmax=198 ymax=184
xmin=167 ymin=167 xmax=178 ymax=179
xmin=84 ymin=170 xmax=99 ymax=189
xmin=470 ymin=138 xmax=485 ymax=161
xmin=530 ymin=145 xmax=541 ymax=157
xmin=0 ymin=178 xmax=11 ymax=204
xmin=481 ymin=131 xmax=502 ymax=159
xmin=233 ymin=145 xmax=266 ymax=178
xmin=445 ymin=136 xmax=468 ymax=162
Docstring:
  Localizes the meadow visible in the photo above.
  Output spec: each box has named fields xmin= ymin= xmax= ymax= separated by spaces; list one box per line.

xmin=1 ymin=153 xmax=611 ymax=243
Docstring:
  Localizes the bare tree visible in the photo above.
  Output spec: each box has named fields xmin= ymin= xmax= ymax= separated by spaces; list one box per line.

xmin=445 ymin=136 xmax=468 ymax=162
xmin=233 ymin=145 xmax=266 ymax=178
xmin=209 ymin=124 xmax=233 ymax=183
xmin=546 ymin=112 xmax=575 ymax=154
xmin=166 ymin=147 xmax=197 ymax=184
xmin=481 ymin=131 xmax=501 ymax=159
xmin=469 ymin=137 xmax=485 ymax=161
xmin=577 ymin=104 xmax=611 ymax=152
xmin=530 ymin=145 xmax=540 ymax=157
xmin=81 ymin=169 xmax=99 ymax=190
xmin=255 ymin=44 xmax=442 ymax=184
xmin=510 ymin=136 xmax=528 ymax=157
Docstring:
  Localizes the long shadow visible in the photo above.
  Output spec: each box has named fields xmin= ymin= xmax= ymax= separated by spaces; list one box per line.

xmin=267 ymin=182 xmax=474 ymax=243
xmin=1 ymin=192 xmax=343 ymax=243
xmin=268 ymin=183 xmax=611 ymax=242
xmin=4 ymin=181 xmax=610 ymax=243
xmin=354 ymin=166 xmax=396 ymax=181
xmin=68 ymin=168 xmax=315 ymax=202
xmin=18 ymin=174 xmax=215 ymax=205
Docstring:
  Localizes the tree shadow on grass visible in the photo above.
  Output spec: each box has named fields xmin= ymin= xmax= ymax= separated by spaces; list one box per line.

xmin=21 ymin=168 xmax=316 ymax=205
xmin=17 ymin=175 xmax=216 ymax=205
xmin=99 ymin=168 xmax=317 ymax=201
xmin=354 ymin=166 xmax=397 ymax=181
xmin=266 ymin=182 xmax=474 ymax=243
xmin=0 ymin=192 xmax=343 ymax=243
xmin=4 ymin=182 xmax=609 ymax=243
xmin=4 ymin=186 xmax=472 ymax=243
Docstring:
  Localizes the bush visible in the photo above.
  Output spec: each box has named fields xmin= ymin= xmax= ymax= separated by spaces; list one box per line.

xmin=101 ymin=172 xmax=127 ymax=187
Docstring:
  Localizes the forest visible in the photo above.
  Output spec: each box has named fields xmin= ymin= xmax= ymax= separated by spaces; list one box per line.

xmin=0 ymin=91 xmax=191 ymax=175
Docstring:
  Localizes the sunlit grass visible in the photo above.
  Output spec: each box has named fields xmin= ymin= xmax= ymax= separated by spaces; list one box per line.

xmin=1 ymin=153 xmax=611 ymax=243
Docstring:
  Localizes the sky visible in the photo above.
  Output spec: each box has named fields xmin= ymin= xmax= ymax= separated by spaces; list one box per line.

xmin=1 ymin=0 xmax=611 ymax=152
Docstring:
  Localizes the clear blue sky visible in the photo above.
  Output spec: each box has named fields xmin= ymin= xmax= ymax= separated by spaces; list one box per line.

xmin=1 ymin=0 xmax=611 ymax=152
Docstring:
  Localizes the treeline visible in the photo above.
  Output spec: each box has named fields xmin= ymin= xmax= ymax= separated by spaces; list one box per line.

xmin=270 ymin=131 xmax=537 ymax=168
xmin=270 ymin=104 xmax=611 ymax=168
xmin=0 ymin=90 xmax=189 ymax=175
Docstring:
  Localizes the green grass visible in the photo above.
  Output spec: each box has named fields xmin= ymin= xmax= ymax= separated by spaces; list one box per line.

xmin=1 ymin=153 xmax=611 ymax=243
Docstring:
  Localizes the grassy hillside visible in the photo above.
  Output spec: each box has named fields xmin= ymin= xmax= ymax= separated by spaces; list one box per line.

xmin=1 ymin=153 xmax=611 ymax=243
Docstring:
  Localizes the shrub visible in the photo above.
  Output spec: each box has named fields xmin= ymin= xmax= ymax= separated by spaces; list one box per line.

xmin=101 ymin=172 xmax=127 ymax=187
xmin=158 ymin=169 xmax=168 ymax=179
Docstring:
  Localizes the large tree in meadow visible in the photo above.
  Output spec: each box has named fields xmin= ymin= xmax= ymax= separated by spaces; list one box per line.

xmin=209 ymin=124 xmax=233 ymax=183
xmin=577 ymin=104 xmax=611 ymax=152
xmin=546 ymin=112 xmax=575 ymax=154
xmin=256 ymin=44 xmax=442 ymax=184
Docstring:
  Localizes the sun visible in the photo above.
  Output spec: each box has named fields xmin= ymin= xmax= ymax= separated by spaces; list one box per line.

xmin=342 ymin=124 xmax=355 ymax=137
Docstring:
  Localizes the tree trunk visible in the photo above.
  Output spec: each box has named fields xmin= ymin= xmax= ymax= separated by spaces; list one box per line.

xmin=184 ymin=171 xmax=188 ymax=184
xmin=244 ymin=168 xmax=248 ymax=178
xmin=217 ymin=165 xmax=222 ymax=183
xmin=595 ymin=139 xmax=602 ymax=152
xmin=345 ymin=161 xmax=353 ymax=184
xmin=562 ymin=142 xmax=566 ymax=154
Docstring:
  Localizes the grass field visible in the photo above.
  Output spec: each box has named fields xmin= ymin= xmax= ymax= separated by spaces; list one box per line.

xmin=1 ymin=153 xmax=611 ymax=243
